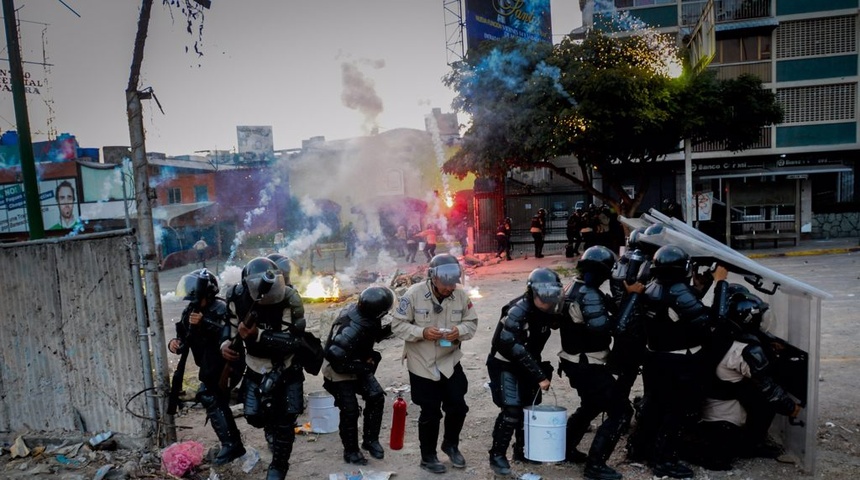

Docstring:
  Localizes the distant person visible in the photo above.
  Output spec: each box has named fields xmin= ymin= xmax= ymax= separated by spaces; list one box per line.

xmin=566 ymin=207 xmax=584 ymax=256
xmin=495 ymin=217 xmax=511 ymax=260
xmin=193 ymin=237 xmax=208 ymax=267
xmin=50 ymin=180 xmax=79 ymax=230
xmin=395 ymin=224 xmax=408 ymax=258
xmin=344 ymin=223 xmax=358 ymax=259
xmin=418 ymin=225 xmax=438 ymax=262
xmin=405 ymin=225 xmax=420 ymax=263
xmin=662 ymin=199 xmax=685 ymax=222
xmin=529 ymin=209 xmax=546 ymax=258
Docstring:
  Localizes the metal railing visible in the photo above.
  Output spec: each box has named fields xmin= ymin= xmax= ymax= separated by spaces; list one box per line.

xmin=681 ymin=0 xmax=771 ymax=26
xmin=709 ymin=60 xmax=772 ymax=82
xmin=693 ymin=126 xmax=772 ymax=152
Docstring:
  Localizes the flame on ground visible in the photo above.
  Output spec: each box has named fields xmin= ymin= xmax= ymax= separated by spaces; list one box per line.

xmin=468 ymin=287 xmax=482 ymax=299
xmin=303 ymin=275 xmax=341 ymax=300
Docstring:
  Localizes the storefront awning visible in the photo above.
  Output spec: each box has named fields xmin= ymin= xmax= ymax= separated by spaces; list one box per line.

xmin=697 ymin=165 xmax=852 ymax=180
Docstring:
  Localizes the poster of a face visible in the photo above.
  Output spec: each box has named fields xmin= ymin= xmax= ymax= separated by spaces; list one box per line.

xmin=0 ymin=178 xmax=80 ymax=233
xmin=696 ymin=191 xmax=713 ymax=222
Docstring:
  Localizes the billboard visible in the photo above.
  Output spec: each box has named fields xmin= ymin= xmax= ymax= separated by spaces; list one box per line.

xmin=464 ymin=0 xmax=552 ymax=55
xmin=0 ymin=135 xmax=79 ymax=167
xmin=237 ymin=125 xmax=274 ymax=164
xmin=0 ymin=178 xmax=80 ymax=233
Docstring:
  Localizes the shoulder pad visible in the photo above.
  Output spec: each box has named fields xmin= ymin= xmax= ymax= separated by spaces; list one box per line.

xmin=210 ymin=298 xmax=230 ymax=317
xmin=742 ymin=343 xmax=770 ymax=374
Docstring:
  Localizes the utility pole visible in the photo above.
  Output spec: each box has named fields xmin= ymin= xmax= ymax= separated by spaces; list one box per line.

xmin=2 ymin=0 xmax=45 ymax=239
xmin=126 ymin=0 xmax=174 ymax=445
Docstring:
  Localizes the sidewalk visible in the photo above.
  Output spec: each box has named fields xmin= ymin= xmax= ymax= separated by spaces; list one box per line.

xmin=738 ymin=236 xmax=860 ymax=259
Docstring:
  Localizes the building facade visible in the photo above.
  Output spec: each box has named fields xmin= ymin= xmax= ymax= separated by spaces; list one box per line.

xmin=580 ymin=0 xmax=859 ymax=243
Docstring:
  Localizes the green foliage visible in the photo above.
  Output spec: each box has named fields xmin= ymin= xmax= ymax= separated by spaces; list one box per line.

xmin=444 ymin=31 xmax=784 ymax=216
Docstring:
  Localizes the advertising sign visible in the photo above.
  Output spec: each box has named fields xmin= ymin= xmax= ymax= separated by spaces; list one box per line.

xmin=464 ymin=0 xmax=552 ymax=55
xmin=0 ymin=178 xmax=80 ymax=233
xmin=0 ymin=135 xmax=78 ymax=167
xmin=237 ymin=125 xmax=274 ymax=164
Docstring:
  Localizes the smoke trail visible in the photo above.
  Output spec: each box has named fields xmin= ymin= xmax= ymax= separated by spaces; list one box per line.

xmin=227 ymin=175 xmax=281 ymax=263
xmin=341 ymin=58 xmax=385 ymax=134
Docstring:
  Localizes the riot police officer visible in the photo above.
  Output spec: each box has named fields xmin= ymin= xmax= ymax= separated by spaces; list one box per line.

xmin=169 ymin=269 xmax=246 ymax=466
xmin=323 ymin=286 xmax=395 ymax=465
xmin=487 ymin=268 xmax=563 ymax=475
xmin=683 ymin=290 xmax=803 ymax=470
xmin=530 ymin=208 xmax=547 ymax=258
xmin=628 ymin=245 xmax=729 ymax=479
xmin=221 ymin=257 xmax=308 ymax=480
xmin=391 ymin=254 xmax=479 ymax=474
xmin=558 ymin=246 xmax=644 ymax=480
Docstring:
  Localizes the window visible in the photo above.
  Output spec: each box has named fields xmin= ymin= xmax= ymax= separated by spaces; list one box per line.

xmin=194 ymin=185 xmax=209 ymax=202
xmin=713 ymin=34 xmax=771 ymax=64
xmin=777 ymin=84 xmax=856 ymax=123
xmin=168 ymin=187 xmax=182 ymax=204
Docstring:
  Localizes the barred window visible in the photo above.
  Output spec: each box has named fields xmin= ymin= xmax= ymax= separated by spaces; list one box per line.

xmin=777 ymin=16 xmax=856 ymax=59
xmin=777 ymin=84 xmax=856 ymax=123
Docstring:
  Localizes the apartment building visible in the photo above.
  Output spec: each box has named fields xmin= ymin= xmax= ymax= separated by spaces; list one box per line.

xmin=579 ymin=0 xmax=859 ymax=243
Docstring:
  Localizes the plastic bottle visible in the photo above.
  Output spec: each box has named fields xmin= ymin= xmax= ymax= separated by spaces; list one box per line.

xmin=389 ymin=394 xmax=407 ymax=450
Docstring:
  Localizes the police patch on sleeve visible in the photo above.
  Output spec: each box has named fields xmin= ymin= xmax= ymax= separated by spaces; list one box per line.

xmin=396 ymin=297 xmax=411 ymax=316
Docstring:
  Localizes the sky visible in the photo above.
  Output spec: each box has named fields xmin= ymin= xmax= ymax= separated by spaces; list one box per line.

xmin=1 ymin=0 xmax=581 ymax=157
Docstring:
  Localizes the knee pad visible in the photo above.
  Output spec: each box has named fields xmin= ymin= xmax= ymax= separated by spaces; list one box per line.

xmin=502 ymin=406 xmax=521 ymax=426
xmin=246 ymin=413 xmax=267 ymax=429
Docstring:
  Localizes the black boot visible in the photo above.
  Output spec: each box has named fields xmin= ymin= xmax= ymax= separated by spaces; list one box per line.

xmin=488 ymin=414 xmax=516 ymax=475
xmin=651 ymin=430 xmax=693 ymax=479
xmin=442 ymin=413 xmax=467 ymax=468
xmin=565 ymin=411 xmax=591 ymax=464
xmin=584 ymin=416 xmax=625 ymax=480
xmin=339 ymin=414 xmax=367 ymax=465
xmin=420 ymin=453 xmax=447 ymax=474
xmin=418 ymin=419 xmax=446 ymax=473
xmin=361 ymin=399 xmax=385 ymax=459
xmin=267 ymin=427 xmax=294 ymax=480
xmin=207 ymin=405 xmax=246 ymax=465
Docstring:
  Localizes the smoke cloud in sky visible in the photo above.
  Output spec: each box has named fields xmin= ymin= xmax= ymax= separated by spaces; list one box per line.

xmin=340 ymin=57 xmax=385 ymax=134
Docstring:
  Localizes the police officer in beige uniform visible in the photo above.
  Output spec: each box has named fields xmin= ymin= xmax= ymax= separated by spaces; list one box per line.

xmin=391 ymin=253 xmax=479 ymax=474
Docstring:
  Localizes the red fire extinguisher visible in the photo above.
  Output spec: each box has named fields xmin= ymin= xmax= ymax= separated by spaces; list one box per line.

xmin=389 ymin=392 xmax=407 ymax=450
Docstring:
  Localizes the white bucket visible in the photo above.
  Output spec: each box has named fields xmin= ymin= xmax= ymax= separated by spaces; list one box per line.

xmin=307 ymin=391 xmax=339 ymax=433
xmin=523 ymin=404 xmax=567 ymax=462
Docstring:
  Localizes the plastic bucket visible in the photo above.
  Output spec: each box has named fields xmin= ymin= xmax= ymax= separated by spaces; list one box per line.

xmin=523 ymin=404 xmax=567 ymax=462
xmin=307 ymin=391 xmax=339 ymax=433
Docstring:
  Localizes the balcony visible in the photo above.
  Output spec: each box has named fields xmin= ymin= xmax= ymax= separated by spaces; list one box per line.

xmin=692 ymin=126 xmax=772 ymax=153
xmin=708 ymin=60 xmax=772 ymax=82
xmin=681 ymin=0 xmax=772 ymax=26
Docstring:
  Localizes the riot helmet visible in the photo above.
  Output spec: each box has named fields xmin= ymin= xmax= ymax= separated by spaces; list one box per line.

xmin=267 ymin=253 xmax=292 ymax=285
xmin=728 ymin=292 xmax=771 ymax=333
xmin=357 ymin=286 xmax=395 ymax=320
xmin=727 ymin=283 xmax=751 ymax=297
xmin=577 ymin=245 xmax=617 ymax=286
xmin=651 ymin=245 xmax=692 ymax=282
xmin=627 ymin=227 xmax=646 ymax=251
xmin=176 ymin=268 xmax=219 ymax=303
xmin=242 ymin=257 xmax=286 ymax=305
xmin=526 ymin=268 xmax=564 ymax=314
xmin=537 ymin=208 xmax=547 ymax=217
xmin=428 ymin=254 xmax=462 ymax=288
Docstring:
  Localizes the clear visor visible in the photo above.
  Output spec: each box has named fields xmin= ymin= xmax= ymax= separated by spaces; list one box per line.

xmin=431 ymin=263 xmax=462 ymax=287
xmin=176 ymin=274 xmax=204 ymax=302
xmin=759 ymin=305 xmax=775 ymax=332
xmin=246 ymin=271 xmax=286 ymax=305
xmin=532 ymin=283 xmax=564 ymax=314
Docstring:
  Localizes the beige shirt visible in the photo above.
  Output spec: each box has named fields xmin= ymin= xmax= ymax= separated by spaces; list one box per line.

xmin=390 ymin=280 xmax=478 ymax=381
xmin=702 ymin=341 xmax=752 ymax=426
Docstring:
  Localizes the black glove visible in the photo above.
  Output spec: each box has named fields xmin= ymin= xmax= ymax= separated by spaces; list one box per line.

xmin=540 ymin=361 xmax=554 ymax=380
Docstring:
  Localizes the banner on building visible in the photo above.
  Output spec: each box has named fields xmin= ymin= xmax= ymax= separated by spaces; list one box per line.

xmin=237 ymin=125 xmax=274 ymax=164
xmin=0 ymin=178 xmax=80 ymax=233
xmin=464 ymin=0 xmax=552 ymax=55
xmin=0 ymin=135 xmax=78 ymax=167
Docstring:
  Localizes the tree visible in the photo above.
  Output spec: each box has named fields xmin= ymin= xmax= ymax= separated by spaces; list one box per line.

xmin=443 ymin=31 xmax=784 ymax=217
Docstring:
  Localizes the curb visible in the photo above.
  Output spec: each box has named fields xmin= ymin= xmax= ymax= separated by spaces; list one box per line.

xmin=746 ymin=246 xmax=860 ymax=259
